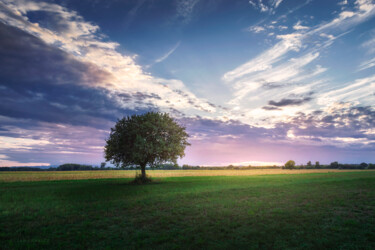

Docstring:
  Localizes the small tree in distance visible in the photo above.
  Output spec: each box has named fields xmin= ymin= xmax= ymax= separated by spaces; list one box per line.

xmin=104 ymin=112 xmax=190 ymax=183
xmin=284 ymin=160 xmax=296 ymax=169
xmin=100 ymin=162 xmax=106 ymax=169
xmin=315 ymin=161 xmax=320 ymax=168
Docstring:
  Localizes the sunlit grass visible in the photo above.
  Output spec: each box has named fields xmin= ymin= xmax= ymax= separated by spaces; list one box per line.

xmin=1 ymin=169 xmax=375 ymax=182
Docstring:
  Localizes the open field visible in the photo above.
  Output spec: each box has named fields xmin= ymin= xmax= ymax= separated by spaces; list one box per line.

xmin=1 ymin=169 xmax=375 ymax=182
xmin=1 ymin=171 xmax=375 ymax=249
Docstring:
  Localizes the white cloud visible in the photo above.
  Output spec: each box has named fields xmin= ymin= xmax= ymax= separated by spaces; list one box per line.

xmin=248 ymin=25 xmax=265 ymax=33
xmin=338 ymin=0 xmax=348 ymax=6
xmin=249 ymin=0 xmax=284 ymax=13
xmin=358 ymin=57 xmax=375 ymax=71
xmin=317 ymin=74 xmax=375 ymax=106
xmin=293 ymin=21 xmax=309 ymax=30
xmin=223 ymin=0 xmax=375 ymax=118
xmin=223 ymin=33 xmax=303 ymax=82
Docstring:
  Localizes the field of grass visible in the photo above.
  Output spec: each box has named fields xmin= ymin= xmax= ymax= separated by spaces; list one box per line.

xmin=1 ymin=171 xmax=375 ymax=249
xmin=1 ymin=169 xmax=374 ymax=182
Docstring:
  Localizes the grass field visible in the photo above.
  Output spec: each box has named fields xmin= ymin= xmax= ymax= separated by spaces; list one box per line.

xmin=1 ymin=171 xmax=375 ymax=249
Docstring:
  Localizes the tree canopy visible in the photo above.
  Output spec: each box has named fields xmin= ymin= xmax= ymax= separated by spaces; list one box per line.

xmin=104 ymin=112 xmax=190 ymax=181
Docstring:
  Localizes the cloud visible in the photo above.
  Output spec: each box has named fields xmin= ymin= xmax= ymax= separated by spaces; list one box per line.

xmin=0 ymin=0 xmax=219 ymax=116
xmin=154 ymin=41 xmax=181 ymax=63
xmin=358 ymin=57 xmax=375 ymax=71
xmin=262 ymin=106 xmax=282 ymax=111
xmin=175 ymin=0 xmax=200 ymax=24
xmin=221 ymin=0 xmax=375 ymax=128
xmin=248 ymin=0 xmax=284 ymax=13
xmin=248 ymin=25 xmax=265 ymax=33
xmin=0 ymin=117 xmax=111 ymax=165
xmin=293 ymin=21 xmax=309 ymax=30
xmin=226 ymin=0 xmax=375 ymax=83
xmin=317 ymin=74 xmax=375 ymax=107
xmin=268 ymin=97 xmax=312 ymax=107
xmin=277 ymin=103 xmax=375 ymax=148
xmin=338 ymin=0 xmax=348 ymax=6
xmin=223 ymin=33 xmax=303 ymax=82
xmin=362 ymin=36 xmax=375 ymax=54
xmin=0 ymin=154 xmax=50 ymax=167
xmin=0 ymin=0 xmax=228 ymax=165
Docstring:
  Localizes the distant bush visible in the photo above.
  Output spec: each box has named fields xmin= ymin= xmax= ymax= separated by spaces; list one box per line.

xmin=359 ymin=162 xmax=368 ymax=169
xmin=154 ymin=163 xmax=180 ymax=170
xmin=57 ymin=163 xmax=94 ymax=171
xmin=284 ymin=160 xmax=296 ymax=169
xmin=330 ymin=161 xmax=339 ymax=168
xmin=315 ymin=161 xmax=320 ymax=169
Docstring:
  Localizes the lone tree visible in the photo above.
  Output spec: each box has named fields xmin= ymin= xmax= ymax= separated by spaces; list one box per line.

xmin=104 ymin=112 xmax=190 ymax=182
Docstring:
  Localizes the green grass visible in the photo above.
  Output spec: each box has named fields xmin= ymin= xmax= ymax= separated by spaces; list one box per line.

xmin=1 ymin=172 xmax=375 ymax=249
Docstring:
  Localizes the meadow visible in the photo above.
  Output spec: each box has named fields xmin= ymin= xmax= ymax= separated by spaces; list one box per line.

xmin=1 ymin=170 xmax=375 ymax=249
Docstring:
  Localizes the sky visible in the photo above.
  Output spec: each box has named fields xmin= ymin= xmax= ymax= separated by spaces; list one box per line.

xmin=0 ymin=0 xmax=374 ymax=167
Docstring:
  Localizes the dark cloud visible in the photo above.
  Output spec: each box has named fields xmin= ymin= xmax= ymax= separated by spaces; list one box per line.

xmin=0 ymin=22 xmax=156 ymax=129
xmin=280 ymin=105 xmax=375 ymax=142
xmin=262 ymin=82 xmax=285 ymax=89
xmin=0 ymin=22 xmax=112 ymax=87
xmin=262 ymin=105 xmax=281 ymax=111
xmin=268 ymin=96 xmax=312 ymax=107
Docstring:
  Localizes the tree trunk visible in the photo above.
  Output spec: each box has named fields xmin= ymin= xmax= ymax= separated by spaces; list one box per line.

xmin=141 ymin=164 xmax=146 ymax=179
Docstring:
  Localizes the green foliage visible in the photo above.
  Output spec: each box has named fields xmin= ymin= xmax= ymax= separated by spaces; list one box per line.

xmin=330 ymin=161 xmax=339 ymax=168
xmin=315 ymin=161 xmax=320 ymax=168
xmin=154 ymin=163 xmax=180 ymax=170
xmin=104 ymin=112 xmax=190 ymax=179
xmin=359 ymin=162 xmax=368 ymax=169
xmin=284 ymin=160 xmax=296 ymax=169
xmin=57 ymin=163 xmax=94 ymax=171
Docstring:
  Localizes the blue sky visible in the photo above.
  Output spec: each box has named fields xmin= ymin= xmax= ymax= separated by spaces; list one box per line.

xmin=0 ymin=0 xmax=374 ymax=167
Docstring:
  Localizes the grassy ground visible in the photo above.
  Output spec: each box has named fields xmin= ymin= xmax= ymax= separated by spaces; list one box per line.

xmin=1 ymin=171 xmax=375 ymax=249
xmin=1 ymin=169 xmax=374 ymax=182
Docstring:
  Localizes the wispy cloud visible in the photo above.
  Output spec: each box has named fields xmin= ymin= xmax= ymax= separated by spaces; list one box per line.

xmin=249 ymin=0 xmax=284 ymax=14
xmin=224 ymin=0 xmax=375 ymax=113
xmin=293 ymin=21 xmax=309 ymax=30
xmin=154 ymin=41 xmax=181 ymax=63
xmin=362 ymin=36 xmax=375 ymax=54
xmin=358 ymin=57 xmax=375 ymax=71
xmin=176 ymin=0 xmax=200 ymax=24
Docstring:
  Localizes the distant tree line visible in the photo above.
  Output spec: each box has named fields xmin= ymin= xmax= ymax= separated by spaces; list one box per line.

xmin=0 ymin=163 xmax=113 ymax=171
xmin=1 ymin=161 xmax=374 ymax=171
xmin=282 ymin=160 xmax=375 ymax=170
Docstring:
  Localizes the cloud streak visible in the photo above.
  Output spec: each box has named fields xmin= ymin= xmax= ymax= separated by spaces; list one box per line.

xmin=154 ymin=41 xmax=181 ymax=63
